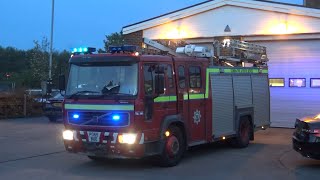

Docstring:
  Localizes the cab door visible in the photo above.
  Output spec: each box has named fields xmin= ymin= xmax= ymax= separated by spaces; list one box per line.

xmin=187 ymin=64 xmax=206 ymax=143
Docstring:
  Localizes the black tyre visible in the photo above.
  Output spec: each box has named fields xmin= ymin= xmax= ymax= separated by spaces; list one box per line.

xmin=231 ymin=117 xmax=251 ymax=148
xmin=157 ymin=126 xmax=186 ymax=167
xmin=87 ymin=155 xmax=106 ymax=162
xmin=47 ymin=116 xmax=57 ymax=122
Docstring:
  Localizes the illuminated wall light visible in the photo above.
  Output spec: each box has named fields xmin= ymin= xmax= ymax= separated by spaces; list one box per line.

xmin=268 ymin=21 xmax=301 ymax=35
xmin=166 ymin=27 xmax=189 ymax=39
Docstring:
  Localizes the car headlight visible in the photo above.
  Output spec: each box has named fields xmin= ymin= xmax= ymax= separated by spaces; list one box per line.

xmin=63 ymin=130 xmax=74 ymax=140
xmin=118 ymin=133 xmax=137 ymax=144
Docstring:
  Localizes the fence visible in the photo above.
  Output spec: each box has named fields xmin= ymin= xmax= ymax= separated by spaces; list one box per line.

xmin=0 ymin=92 xmax=44 ymax=119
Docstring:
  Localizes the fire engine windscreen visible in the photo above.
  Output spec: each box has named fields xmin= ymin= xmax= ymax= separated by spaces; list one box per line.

xmin=66 ymin=63 xmax=138 ymax=97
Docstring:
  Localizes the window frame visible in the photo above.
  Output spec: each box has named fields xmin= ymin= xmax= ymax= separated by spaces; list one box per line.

xmin=310 ymin=78 xmax=320 ymax=88
xmin=178 ymin=65 xmax=186 ymax=89
xmin=269 ymin=78 xmax=285 ymax=87
xmin=166 ymin=64 xmax=174 ymax=88
xmin=289 ymin=78 xmax=306 ymax=88
xmin=143 ymin=64 xmax=155 ymax=95
xmin=189 ymin=66 xmax=202 ymax=88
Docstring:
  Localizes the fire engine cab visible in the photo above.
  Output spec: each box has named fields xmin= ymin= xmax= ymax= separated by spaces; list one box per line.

xmin=60 ymin=39 xmax=270 ymax=167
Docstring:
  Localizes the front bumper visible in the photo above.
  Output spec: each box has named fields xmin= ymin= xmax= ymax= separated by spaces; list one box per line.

xmin=292 ymin=136 xmax=320 ymax=160
xmin=63 ymin=130 xmax=161 ymax=159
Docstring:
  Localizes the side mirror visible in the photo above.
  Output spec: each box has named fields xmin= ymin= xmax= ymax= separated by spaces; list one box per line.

xmin=155 ymin=74 xmax=164 ymax=94
xmin=59 ymin=75 xmax=66 ymax=91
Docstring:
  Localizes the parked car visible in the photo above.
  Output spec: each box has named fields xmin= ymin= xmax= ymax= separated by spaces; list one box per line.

xmin=292 ymin=113 xmax=320 ymax=160
xmin=44 ymin=92 xmax=64 ymax=122
xmin=25 ymin=89 xmax=61 ymax=103
xmin=25 ymin=89 xmax=45 ymax=102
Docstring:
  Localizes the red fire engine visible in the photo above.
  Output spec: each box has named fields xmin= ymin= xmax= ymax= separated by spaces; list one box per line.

xmin=60 ymin=39 xmax=270 ymax=167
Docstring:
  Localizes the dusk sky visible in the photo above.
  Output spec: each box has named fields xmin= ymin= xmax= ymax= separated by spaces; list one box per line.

xmin=0 ymin=0 xmax=303 ymax=51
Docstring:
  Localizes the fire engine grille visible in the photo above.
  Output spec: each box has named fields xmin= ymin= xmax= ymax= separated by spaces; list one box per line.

xmin=67 ymin=112 xmax=130 ymax=127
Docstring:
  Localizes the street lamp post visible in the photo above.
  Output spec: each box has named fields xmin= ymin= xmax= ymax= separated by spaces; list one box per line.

xmin=47 ymin=0 xmax=55 ymax=95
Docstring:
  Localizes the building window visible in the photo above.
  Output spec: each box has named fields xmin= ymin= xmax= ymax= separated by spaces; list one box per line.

xmin=269 ymin=78 xmax=284 ymax=87
xmin=311 ymin=78 xmax=320 ymax=88
xmin=189 ymin=66 xmax=201 ymax=88
xmin=289 ymin=78 xmax=306 ymax=87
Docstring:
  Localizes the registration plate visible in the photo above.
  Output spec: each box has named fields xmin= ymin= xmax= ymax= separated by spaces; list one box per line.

xmin=87 ymin=131 xmax=101 ymax=143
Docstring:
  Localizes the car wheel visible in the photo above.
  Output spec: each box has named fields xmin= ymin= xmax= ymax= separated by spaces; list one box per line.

xmin=157 ymin=126 xmax=186 ymax=167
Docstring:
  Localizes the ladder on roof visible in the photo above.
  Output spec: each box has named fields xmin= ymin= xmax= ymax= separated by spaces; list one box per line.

xmin=213 ymin=39 xmax=269 ymax=66
xmin=141 ymin=37 xmax=268 ymax=67
xmin=142 ymin=37 xmax=180 ymax=56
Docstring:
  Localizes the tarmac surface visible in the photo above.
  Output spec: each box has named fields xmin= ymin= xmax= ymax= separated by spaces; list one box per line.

xmin=0 ymin=117 xmax=319 ymax=180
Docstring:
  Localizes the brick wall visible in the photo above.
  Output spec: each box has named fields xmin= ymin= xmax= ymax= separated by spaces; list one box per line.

xmin=123 ymin=31 xmax=143 ymax=47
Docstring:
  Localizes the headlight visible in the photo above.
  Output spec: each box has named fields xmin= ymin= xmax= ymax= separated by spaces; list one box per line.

xmin=63 ymin=130 xmax=74 ymax=140
xmin=118 ymin=133 xmax=137 ymax=144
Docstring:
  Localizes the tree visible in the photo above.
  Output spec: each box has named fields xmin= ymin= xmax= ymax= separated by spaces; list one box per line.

xmin=103 ymin=31 xmax=124 ymax=51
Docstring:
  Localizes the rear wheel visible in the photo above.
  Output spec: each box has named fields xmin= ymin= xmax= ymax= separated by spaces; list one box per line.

xmin=157 ymin=126 xmax=186 ymax=167
xmin=231 ymin=117 xmax=251 ymax=148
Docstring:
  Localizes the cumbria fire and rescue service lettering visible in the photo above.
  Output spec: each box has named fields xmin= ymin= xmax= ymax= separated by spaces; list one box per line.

xmin=61 ymin=41 xmax=270 ymax=167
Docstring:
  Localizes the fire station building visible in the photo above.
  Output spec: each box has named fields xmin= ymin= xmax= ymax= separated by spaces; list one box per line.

xmin=122 ymin=0 xmax=320 ymax=128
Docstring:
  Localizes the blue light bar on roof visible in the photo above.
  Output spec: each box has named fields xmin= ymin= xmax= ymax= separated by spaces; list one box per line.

xmin=71 ymin=47 xmax=96 ymax=54
xmin=109 ymin=45 xmax=137 ymax=53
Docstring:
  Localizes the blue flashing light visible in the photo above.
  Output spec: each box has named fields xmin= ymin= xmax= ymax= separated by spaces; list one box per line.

xmin=73 ymin=114 xmax=80 ymax=119
xmin=109 ymin=45 xmax=137 ymax=53
xmin=112 ymin=115 xmax=120 ymax=121
xmin=71 ymin=47 xmax=96 ymax=54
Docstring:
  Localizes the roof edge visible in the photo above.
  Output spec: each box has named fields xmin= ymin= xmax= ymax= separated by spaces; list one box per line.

xmin=122 ymin=0 xmax=320 ymax=34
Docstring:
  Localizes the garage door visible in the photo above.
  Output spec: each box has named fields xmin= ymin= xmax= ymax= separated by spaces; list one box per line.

xmin=256 ymin=40 xmax=320 ymax=128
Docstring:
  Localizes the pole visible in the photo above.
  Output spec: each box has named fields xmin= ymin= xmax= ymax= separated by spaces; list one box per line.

xmin=49 ymin=0 xmax=55 ymax=80
xmin=47 ymin=0 xmax=55 ymax=97
xmin=24 ymin=93 xmax=27 ymax=117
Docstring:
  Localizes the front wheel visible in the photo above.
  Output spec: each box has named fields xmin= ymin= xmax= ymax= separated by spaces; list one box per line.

xmin=157 ymin=126 xmax=186 ymax=167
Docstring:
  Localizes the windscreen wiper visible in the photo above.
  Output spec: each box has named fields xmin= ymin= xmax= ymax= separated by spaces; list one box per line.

xmin=101 ymin=92 xmax=133 ymax=96
xmin=68 ymin=90 xmax=100 ymax=99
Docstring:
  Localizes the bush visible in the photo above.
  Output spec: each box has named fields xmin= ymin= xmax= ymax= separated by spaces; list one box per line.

xmin=0 ymin=90 xmax=44 ymax=119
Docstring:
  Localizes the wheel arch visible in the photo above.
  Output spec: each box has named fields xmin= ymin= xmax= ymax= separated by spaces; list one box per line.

xmin=160 ymin=114 xmax=187 ymax=148
xmin=235 ymin=107 xmax=254 ymax=140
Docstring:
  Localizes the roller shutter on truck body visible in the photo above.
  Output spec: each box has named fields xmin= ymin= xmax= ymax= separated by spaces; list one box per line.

xmin=210 ymin=67 xmax=270 ymax=138
xmin=256 ymin=40 xmax=320 ymax=128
